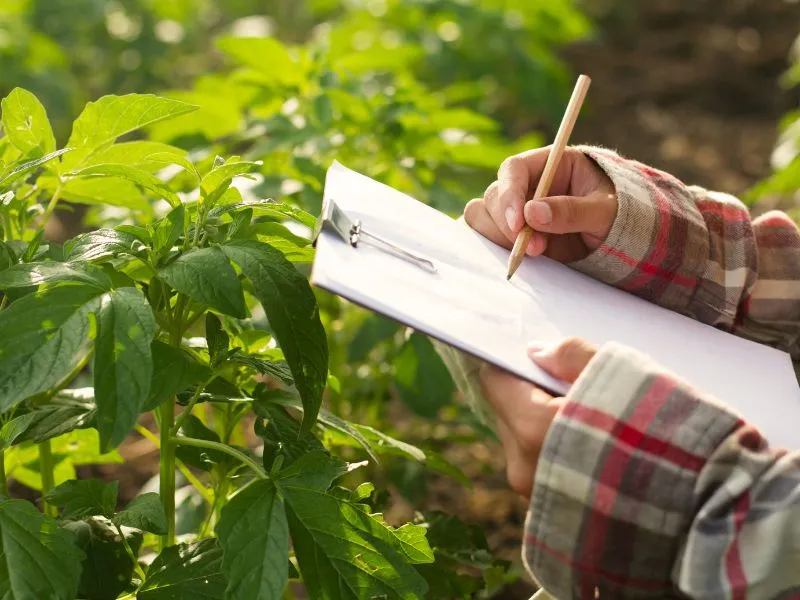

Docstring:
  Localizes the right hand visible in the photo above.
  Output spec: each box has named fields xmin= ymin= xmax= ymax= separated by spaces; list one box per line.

xmin=464 ymin=146 xmax=618 ymax=263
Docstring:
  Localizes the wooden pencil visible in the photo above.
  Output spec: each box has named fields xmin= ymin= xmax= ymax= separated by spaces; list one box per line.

xmin=506 ymin=74 xmax=592 ymax=280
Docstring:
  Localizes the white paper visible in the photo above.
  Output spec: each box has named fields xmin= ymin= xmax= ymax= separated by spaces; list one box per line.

xmin=311 ymin=161 xmax=800 ymax=449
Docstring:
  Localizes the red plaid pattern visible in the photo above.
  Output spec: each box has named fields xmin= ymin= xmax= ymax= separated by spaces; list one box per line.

xmin=525 ymin=148 xmax=800 ymax=599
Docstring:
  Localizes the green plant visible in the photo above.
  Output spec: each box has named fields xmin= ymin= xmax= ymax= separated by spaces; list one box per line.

xmin=0 ymin=87 xmax=512 ymax=599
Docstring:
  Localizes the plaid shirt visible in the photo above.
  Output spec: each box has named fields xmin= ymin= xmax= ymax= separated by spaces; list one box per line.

xmin=524 ymin=147 xmax=800 ymax=599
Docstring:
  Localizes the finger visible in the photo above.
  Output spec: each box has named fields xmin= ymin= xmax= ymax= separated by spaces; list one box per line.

xmin=523 ymin=189 xmax=617 ymax=237
xmin=479 ymin=364 xmax=552 ymax=427
xmin=528 ymin=337 xmax=597 ymax=383
xmin=495 ymin=419 xmax=534 ymax=499
xmin=483 ymin=179 xmax=516 ymax=241
xmin=496 ymin=150 xmax=547 ymax=236
xmin=464 ymin=198 xmax=512 ymax=249
xmin=525 ymin=231 xmax=549 ymax=257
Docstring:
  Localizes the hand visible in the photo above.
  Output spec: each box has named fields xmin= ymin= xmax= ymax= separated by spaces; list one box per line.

xmin=479 ymin=337 xmax=597 ymax=499
xmin=464 ymin=147 xmax=617 ymax=263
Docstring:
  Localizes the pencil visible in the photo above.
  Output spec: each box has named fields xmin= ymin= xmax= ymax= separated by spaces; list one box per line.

xmin=506 ymin=74 xmax=592 ymax=280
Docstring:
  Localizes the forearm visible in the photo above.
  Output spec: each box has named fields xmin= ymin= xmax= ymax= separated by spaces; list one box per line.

xmin=572 ymin=146 xmax=800 ymax=356
xmin=525 ymin=343 xmax=800 ymax=599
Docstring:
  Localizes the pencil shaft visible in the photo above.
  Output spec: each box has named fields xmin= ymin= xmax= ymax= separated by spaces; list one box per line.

xmin=506 ymin=74 xmax=591 ymax=279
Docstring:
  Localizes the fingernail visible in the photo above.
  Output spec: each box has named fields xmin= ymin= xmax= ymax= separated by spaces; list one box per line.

xmin=505 ymin=206 xmax=517 ymax=232
xmin=531 ymin=201 xmax=552 ymax=225
xmin=527 ymin=341 xmax=551 ymax=360
xmin=525 ymin=238 xmax=536 ymax=256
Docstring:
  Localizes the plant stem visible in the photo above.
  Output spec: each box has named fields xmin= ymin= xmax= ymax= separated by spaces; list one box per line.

xmin=0 ymin=450 xmax=7 ymax=497
xmin=170 ymin=436 xmax=266 ymax=479
xmin=114 ymin=523 xmax=147 ymax=582
xmin=158 ymin=400 xmax=176 ymax=550
xmin=134 ymin=424 xmax=213 ymax=504
xmin=171 ymin=376 xmax=213 ymax=436
xmin=38 ymin=440 xmax=56 ymax=517
xmin=38 ymin=183 xmax=63 ymax=234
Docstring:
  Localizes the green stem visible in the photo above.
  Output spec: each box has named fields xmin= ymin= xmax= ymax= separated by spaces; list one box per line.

xmin=0 ymin=450 xmax=7 ymax=497
xmin=38 ymin=440 xmax=56 ymax=517
xmin=170 ymin=436 xmax=266 ymax=479
xmin=114 ymin=523 xmax=147 ymax=582
xmin=38 ymin=183 xmax=63 ymax=234
xmin=159 ymin=400 xmax=176 ymax=550
xmin=171 ymin=376 xmax=214 ymax=436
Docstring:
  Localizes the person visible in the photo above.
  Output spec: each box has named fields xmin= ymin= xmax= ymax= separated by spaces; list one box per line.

xmin=463 ymin=145 xmax=800 ymax=599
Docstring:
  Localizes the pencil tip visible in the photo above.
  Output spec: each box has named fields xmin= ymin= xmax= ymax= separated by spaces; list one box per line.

xmin=506 ymin=273 xmax=512 ymax=281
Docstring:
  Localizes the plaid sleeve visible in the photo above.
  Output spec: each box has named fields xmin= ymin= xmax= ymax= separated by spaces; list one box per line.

xmin=525 ymin=342 xmax=800 ymax=599
xmin=571 ymin=146 xmax=800 ymax=356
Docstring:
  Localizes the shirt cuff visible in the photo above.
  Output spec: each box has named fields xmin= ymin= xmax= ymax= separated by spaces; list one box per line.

xmin=523 ymin=341 xmax=741 ymax=598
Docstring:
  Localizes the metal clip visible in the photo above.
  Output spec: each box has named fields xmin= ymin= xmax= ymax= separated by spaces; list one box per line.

xmin=314 ymin=195 xmax=437 ymax=274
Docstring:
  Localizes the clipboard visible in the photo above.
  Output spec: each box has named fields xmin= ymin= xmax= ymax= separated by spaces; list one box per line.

xmin=310 ymin=161 xmax=800 ymax=449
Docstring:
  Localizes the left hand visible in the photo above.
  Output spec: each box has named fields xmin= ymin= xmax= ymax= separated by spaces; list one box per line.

xmin=479 ymin=337 xmax=597 ymax=499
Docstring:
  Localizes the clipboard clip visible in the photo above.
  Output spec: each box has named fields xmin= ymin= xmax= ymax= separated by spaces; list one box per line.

xmin=313 ymin=195 xmax=437 ymax=274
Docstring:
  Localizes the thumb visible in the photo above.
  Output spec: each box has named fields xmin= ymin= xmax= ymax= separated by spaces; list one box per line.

xmin=523 ymin=189 xmax=616 ymax=236
xmin=528 ymin=337 xmax=597 ymax=383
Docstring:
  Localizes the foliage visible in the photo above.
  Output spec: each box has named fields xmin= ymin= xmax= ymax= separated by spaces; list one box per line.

xmin=0 ymin=81 xmax=518 ymax=598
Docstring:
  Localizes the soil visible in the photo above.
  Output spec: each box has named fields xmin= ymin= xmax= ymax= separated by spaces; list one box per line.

xmin=32 ymin=1 xmax=799 ymax=598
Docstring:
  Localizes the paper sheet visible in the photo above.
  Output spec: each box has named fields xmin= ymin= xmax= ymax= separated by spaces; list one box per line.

xmin=311 ymin=161 xmax=800 ymax=449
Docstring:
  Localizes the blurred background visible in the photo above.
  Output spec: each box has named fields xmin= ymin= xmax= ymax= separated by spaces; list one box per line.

xmin=1 ymin=0 xmax=797 ymax=597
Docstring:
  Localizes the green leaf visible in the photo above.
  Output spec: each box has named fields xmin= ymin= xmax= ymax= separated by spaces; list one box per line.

xmin=0 ymin=400 xmax=95 ymax=448
xmin=231 ymin=353 xmax=293 ymax=385
xmin=68 ymin=163 xmax=180 ymax=206
xmin=211 ymin=199 xmax=316 ymax=229
xmin=45 ymin=479 xmax=118 ymax=519
xmin=65 ymin=228 xmax=147 ymax=263
xmin=200 ymin=160 xmax=261 ymax=199
xmin=0 ymin=498 xmax=84 ymax=599
xmin=222 ymin=241 xmax=327 ymax=433
xmin=276 ymin=450 xmax=347 ymax=491
xmin=216 ymin=37 xmax=303 ymax=85
xmin=57 ymin=176 xmax=149 ymax=211
xmin=94 ymin=287 xmax=156 ymax=450
xmin=278 ymin=479 xmax=429 ymax=599
xmin=138 ymin=538 xmax=226 ymax=600
xmin=393 ymin=332 xmax=455 ymax=418
xmin=0 ymin=241 xmax=16 ymax=272
xmin=145 ymin=341 xmax=211 ymax=411
xmin=254 ymin=404 xmax=326 ymax=469
xmin=1 ymin=88 xmax=56 ymax=156
xmin=66 ymin=94 xmax=197 ymax=155
xmin=205 ymin=313 xmax=229 ymax=366
xmin=0 ymin=261 xmax=111 ymax=290
xmin=159 ymin=246 xmax=247 ymax=319
xmin=216 ymin=480 xmax=289 ymax=600
xmin=152 ymin=204 xmax=185 ymax=253
xmin=87 ymin=141 xmax=196 ymax=177
xmin=175 ymin=414 xmax=228 ymax=471
xmin=0 ymin=148 xmax=72 ymax=186
xmin=113 ymin=493 xmax=168 ymax=535
xmin=0 ymin=284 xmax=103 ymax=411
xmin=65 ymin=517 xmax=143 ymax=600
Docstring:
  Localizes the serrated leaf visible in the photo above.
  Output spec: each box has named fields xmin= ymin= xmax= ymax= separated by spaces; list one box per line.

xmin=0 ymin=284 xmax=103 ymax=411
xmin=152 ymin=204 xmax=185 ymax=253
xmin=222 ymin=241 xmax=327 ymax=434
xmin=57 ymin=176 xmax=149 ymax=211
xmin=65 ymin=228 xmax=147 ymax=263
xmin=113 ymin=492 xmax=167 ymax=534
xmin=0 ymin=261 xmax=111 ymax=289
xmin=280 ymin=482 xmax=429 ymax=599
xmin=68 ymin=163 xmax=180 ymax=206
xmin=276 ymin=450 xmax=347 ymax=491
xmin=159 ymin=246 xmax=247 ymax=318
xmin=216 ymin=480 xmax=289 ymax=600
xmin=0 ymin=498 xmax=84 ymax=599
xmin=138 ymin=538 xmax=226 ymax=600
xmin=45 ymin=479 xmax=118 ymax=519
xmin=145 ymin=341 xmax=211 ymax=411
xmin=66 ymin=94 xmax=197 ymax=155
xmin=211 ymin=199 xmax=316 ymax=229
xmin=94 ymin=287 xmax=156 ymax=450
xmin=65 ymin=517 xmax=143 ymax=600
xmin=1 ymin=87 xmax=56 ymax=156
